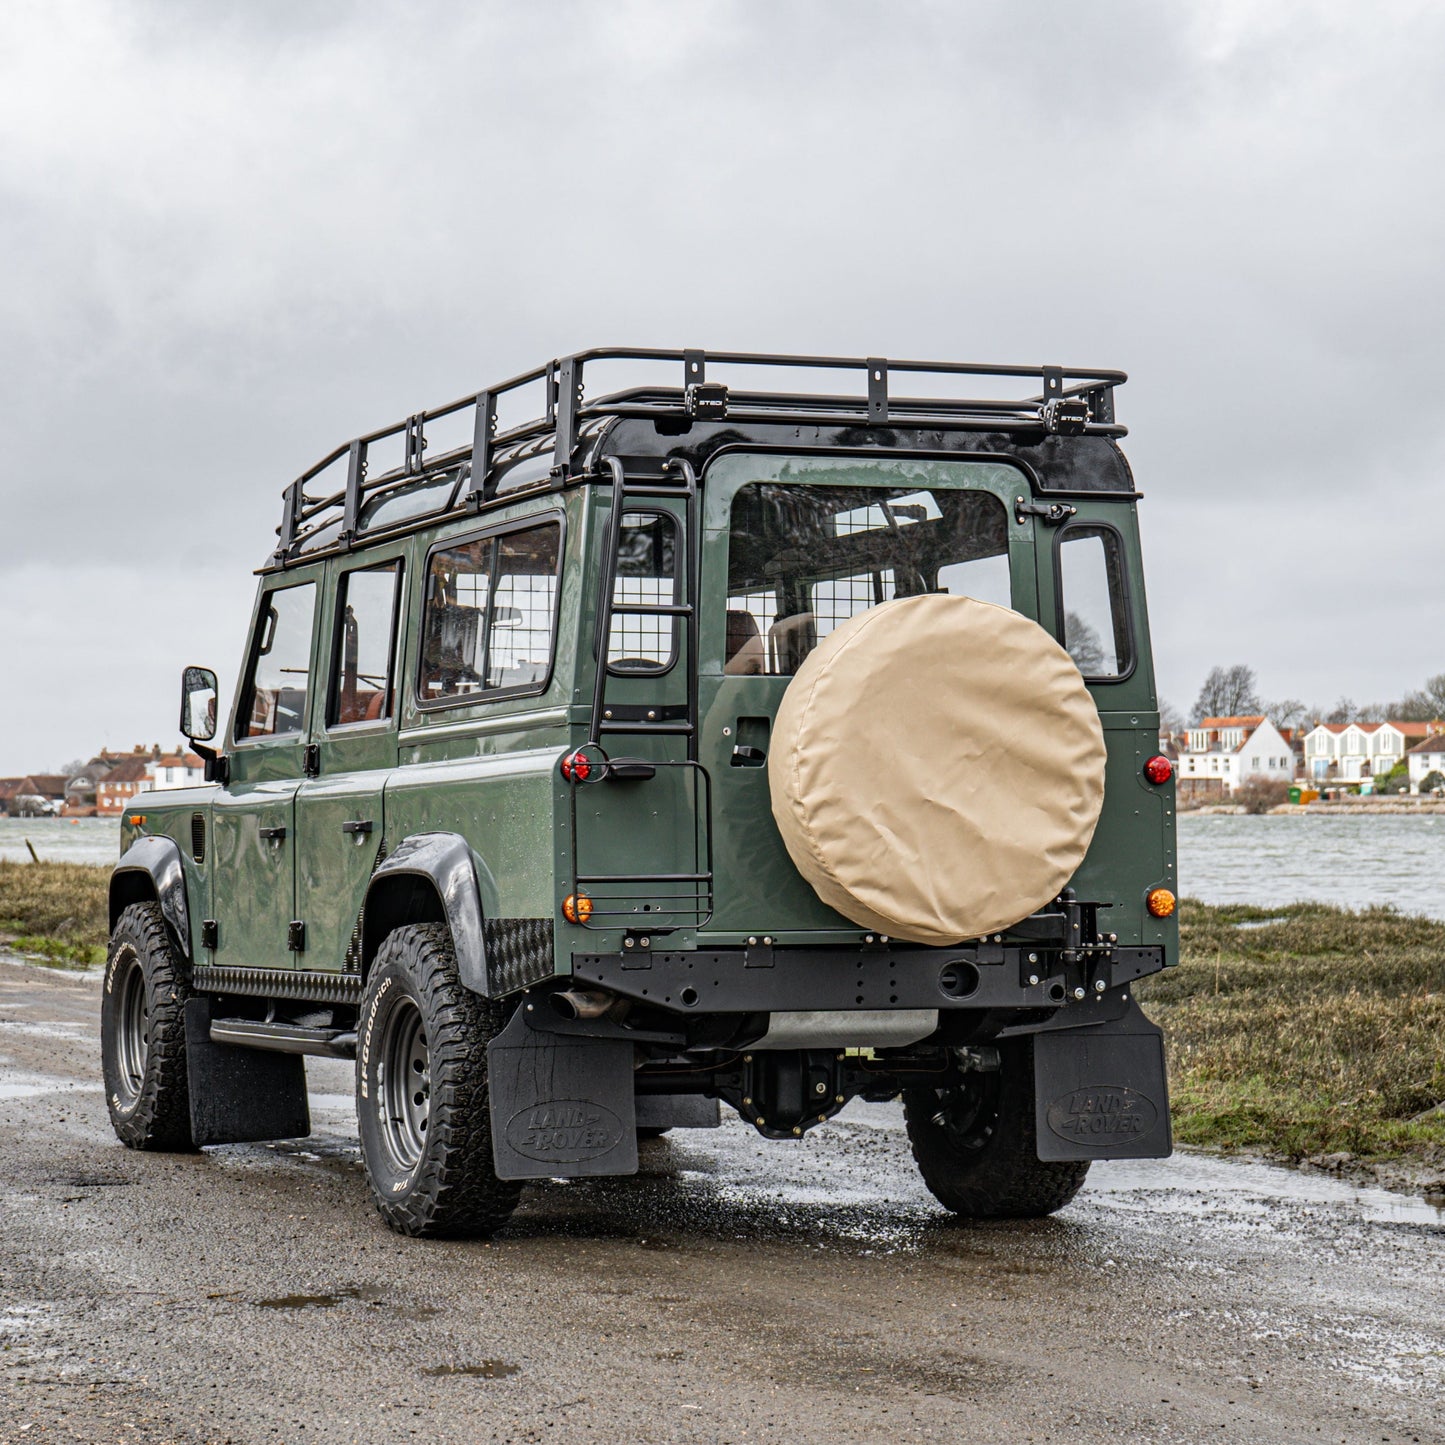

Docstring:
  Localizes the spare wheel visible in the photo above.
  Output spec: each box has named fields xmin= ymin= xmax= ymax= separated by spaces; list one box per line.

xmin=768 ymin=594 xmax=1107 ymax=945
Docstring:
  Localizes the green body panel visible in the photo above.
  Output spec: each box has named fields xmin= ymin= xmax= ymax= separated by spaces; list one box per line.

xmin=127 ymin=432 xmax=1175 ymax=993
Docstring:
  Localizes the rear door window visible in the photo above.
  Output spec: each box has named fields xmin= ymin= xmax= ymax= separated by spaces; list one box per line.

xmin=329 ymin=562 xmax=401 ymax=727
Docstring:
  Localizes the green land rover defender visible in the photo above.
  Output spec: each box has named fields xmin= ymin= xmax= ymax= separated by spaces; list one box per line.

xmin=102 ymin=349 xmax=1178 ymax=1236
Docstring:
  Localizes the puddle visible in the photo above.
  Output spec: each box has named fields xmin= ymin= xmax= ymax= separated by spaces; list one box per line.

xmin=0 ymin=1076 xmax=102 ymax=1101
xmin=252 ymin=1285 xmax=384 ymax=1311
xmin=422 ymin=1361 xmax=519 ymax=1379
xmin=0 ymin=1018 xmax=87 ymax=1040
xmin=1089 ymin=1152 xmax=1445 ymax=1227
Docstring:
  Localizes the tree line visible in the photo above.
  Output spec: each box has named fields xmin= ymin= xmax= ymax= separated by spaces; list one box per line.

xmin=1165 ymin=666 xmax=1445 ymax=734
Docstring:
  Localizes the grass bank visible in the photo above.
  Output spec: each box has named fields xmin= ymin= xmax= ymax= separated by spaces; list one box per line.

xmin=1137 ymin=900 xmax=1445 ymax=1162
xmin=1 ymin=867 xmax=1442 ymax=1167
xmin=0 ymin=860 xmax=109 ymax=966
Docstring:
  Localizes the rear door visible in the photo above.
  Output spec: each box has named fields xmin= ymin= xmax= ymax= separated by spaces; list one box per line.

xmin=293 ymin=551 xmax=406 ymax=972
xmin=696 ymin=451 xmax=1042 ymax=937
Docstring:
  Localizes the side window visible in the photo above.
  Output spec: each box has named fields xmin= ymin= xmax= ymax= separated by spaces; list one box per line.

xmin=1057 ymin=524 xmax=1132 ymax=679
xmin=240 ymin=582 xmax=317 ymax=739
xmin=330 ymin=562 xmax=401 ymax=727
xmin=418 ymin=521 xmax=561 ymax=704
xmin=608 ymin=511 xmax=679 ymax=673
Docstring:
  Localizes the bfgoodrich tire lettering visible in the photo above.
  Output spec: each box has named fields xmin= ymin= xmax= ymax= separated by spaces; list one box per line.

xmin=356 ymin=924 xmax=521 ymax=1238
xmin=903 ymin=1037 xmax=1089 ymax=1219
xmin=100 ymin=902 xmax=195 ymax=1151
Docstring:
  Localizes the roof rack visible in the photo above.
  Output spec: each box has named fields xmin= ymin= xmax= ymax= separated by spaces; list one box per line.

xmin=273 ymin=348 xmax=1127 ymax=563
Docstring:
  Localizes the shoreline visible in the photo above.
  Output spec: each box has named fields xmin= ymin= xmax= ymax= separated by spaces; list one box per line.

xmin=1183 ymin=800 xmax=1445 ymax=815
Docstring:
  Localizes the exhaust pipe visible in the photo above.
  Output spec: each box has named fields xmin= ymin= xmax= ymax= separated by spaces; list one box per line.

xmin=550 ymin=987 xmax=620 ymax=1022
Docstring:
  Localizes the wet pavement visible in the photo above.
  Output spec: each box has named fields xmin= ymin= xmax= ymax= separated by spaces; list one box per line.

xmin=1 ymin=953 xmax=1443 ymax=1444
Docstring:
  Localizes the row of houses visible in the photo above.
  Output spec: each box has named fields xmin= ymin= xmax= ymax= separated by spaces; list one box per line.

xmin=1167 ymin=716 xmax=1445 ymax=800
xmin=0 ymin=746 xmax=205 ymax=818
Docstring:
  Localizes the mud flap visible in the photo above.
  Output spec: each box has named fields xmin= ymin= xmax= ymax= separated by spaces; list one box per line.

xmin=486 ymin=1009 xmax=638 ymax=1181
xmin=635 ymin=1094 xmax=721 ymax=1131
xmin=183 ymin=999 xmax=311 ymax=1147
xmin=1032 ymin=997 xmax=1172 ymax=1162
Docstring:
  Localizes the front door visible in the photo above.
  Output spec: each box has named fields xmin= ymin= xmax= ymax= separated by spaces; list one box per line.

xmin=293 ymin=554 xmax=405 ymax=972
xmin=211 ymin=575 xmax=322 ymax=973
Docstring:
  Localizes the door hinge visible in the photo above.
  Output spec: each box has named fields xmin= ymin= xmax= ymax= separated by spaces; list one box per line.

xmin=288 ymin=921 xmax=307 ymax=952
xmin=201 ymin=919 xmax=218 ymax=951
xmin=302 ymin=743 xmax=321 ymax=777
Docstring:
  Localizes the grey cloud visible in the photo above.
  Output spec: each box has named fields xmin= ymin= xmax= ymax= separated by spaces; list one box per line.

xmin=1 ymin=0 xmax=1442 ymax=769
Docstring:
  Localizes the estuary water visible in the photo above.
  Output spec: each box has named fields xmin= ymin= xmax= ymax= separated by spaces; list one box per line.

xmin=1174 ymin=812 xmax=1445 ymax=919
xmin=3 ymin=812 xmax=1444 ymax=919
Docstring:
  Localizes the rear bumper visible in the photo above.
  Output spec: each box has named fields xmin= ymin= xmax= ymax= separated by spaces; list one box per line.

xmin=571 ymin=941 xmax=1165 ymax=1016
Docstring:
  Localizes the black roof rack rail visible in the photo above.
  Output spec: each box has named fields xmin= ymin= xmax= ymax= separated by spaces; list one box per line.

xmin=272 ymin=348 xmax=1126 ymax=563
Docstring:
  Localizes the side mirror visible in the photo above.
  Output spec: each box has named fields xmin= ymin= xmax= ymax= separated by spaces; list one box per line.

xmin=181 ymin=665 xmax=219 ymax=742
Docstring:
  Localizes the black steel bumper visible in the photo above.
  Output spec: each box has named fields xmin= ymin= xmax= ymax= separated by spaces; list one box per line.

xmin=571 ymin=941 xmax=1165 ymax=1015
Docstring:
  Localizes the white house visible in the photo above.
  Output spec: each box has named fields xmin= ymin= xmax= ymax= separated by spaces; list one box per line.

xmin=145 ymin=752 xmax=206 ymax=792
xmin=1175 ymin=716 xmax=1296 ymax=799
xmin=1405 ymin=734 xmax=1445 ymax=794
xmin=1301 ymin=721 xmax=1437 ymax=783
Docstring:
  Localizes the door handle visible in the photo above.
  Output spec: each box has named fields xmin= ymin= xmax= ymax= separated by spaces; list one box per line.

xmin=259 ymin=825 xmax=287 ymax=841
xmin=341 ymin=819 xmax=374 ymax=835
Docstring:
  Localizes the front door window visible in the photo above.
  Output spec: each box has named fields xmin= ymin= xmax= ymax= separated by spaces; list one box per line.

xmin=240 ymin=582 xmax=317 ymax=739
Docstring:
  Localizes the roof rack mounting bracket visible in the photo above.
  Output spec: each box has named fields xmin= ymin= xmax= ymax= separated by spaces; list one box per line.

xmin=867 ymin=358 xmax=889 ymax=424
xmin=403 ymin=414 xmax=426 ymax=475
xmin=467 ymin=389 xmax=498 ymax=510
xmin=552 ymin=355 xmax=580 ymax=476
xmin=682 ymin=349 xmax=705 ymax=387
xmin=341 ymin=439 xmax=366 ymax=544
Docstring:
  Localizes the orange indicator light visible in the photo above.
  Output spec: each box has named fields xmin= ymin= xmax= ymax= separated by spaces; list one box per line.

xmin=1146 ymin=887 xmax=1176 ymax=918
xmin=563 ymin=894 xmax=593 ymax=924
xmin=128 ymin=815 xmax=146 ymax=826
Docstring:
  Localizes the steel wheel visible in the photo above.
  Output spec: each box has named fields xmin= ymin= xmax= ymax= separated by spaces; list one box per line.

xmin=378 ymin=996 xmax=430 ymax=1174
xmin=113 ymin=946 xmax=150 ymax=1110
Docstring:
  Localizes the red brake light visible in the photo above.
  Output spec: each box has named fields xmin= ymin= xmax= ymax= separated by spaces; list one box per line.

xmin=1144 ymin=755 xmax=1173 ymax=785
xmin=560 ymin=750 xmax=593 ymax=783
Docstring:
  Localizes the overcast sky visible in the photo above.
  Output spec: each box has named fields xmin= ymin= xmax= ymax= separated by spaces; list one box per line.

xmin=1 ymin=1 xmax=1442 ymax=772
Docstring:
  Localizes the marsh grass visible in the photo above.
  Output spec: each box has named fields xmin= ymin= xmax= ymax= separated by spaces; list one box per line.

xmin=0 ymin=860 xmax=109 ymax=966
xmin=1138 ymin=899 xmax=1445 ymax=1159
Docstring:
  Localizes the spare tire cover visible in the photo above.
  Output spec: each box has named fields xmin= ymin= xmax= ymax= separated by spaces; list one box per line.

xmin=768 ymin=594 xmax=1106 ymax=945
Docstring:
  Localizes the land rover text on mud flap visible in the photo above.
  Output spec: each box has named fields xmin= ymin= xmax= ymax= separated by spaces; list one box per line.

xmin=102 ymin=349 xmax=1177 ymax=1236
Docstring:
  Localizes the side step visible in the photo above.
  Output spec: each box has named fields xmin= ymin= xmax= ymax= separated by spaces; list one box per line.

xmin=208 ymin=1018 xmax=357 ymax=1059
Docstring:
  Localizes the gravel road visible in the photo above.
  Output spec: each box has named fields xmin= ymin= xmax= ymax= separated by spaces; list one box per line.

xmin=2 ymin=954 xmax=1443 ymax=1445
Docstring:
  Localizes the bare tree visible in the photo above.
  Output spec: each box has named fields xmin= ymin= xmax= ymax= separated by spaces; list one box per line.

xmin=1392 ymin=672 xmax=1445 ymax=722
xmin=1264 ymin=698 xmax=1309 ymax=732
xmin=1192 ymin=665 xmax=1261 ymax=722
xmin=1158 ymin=697 xmax=1184 ymax=737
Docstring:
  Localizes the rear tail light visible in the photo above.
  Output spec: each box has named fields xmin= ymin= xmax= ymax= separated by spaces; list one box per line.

xmin=1146 ymin=887 xmax=1176 ymax=918
xmin=1144 ymin=755 xmax=1173 ymax=784
xmin=560 ymin=750 xmax=593 ymax=783
xmin=562 ymin=894 xmax=593 ymax=924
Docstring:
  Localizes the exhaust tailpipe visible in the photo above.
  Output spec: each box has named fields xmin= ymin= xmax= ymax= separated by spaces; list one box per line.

xmin=549 ymin=987 xmax=619 ymax=1022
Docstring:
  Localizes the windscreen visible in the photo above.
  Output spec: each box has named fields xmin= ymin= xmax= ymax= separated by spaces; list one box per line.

xmin=722 ymin=459 xmax=1016 ymax=677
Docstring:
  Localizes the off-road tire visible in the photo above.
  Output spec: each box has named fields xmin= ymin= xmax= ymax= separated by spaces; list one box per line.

xmin=903 ymin=1038 xmax=1089 ymax=1219
xmin=100 ymin=902 xmax=195 ymax=1151
xmin=356 ymin=924 xmax=522 ymax=1238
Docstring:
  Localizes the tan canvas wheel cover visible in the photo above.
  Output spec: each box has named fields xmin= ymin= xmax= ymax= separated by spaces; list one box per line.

xmin=768 ymin=594 xmax=1107 ymax=945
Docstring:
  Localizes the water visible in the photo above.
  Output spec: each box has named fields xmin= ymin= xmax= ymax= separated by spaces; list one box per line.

xmin=4 ymin=811 xmax=1442 ymax=921
xmin=1178 ymin=812 xmax=1445 ymax=919
xmin=0 ymin=818 xmax=120 ymax=866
